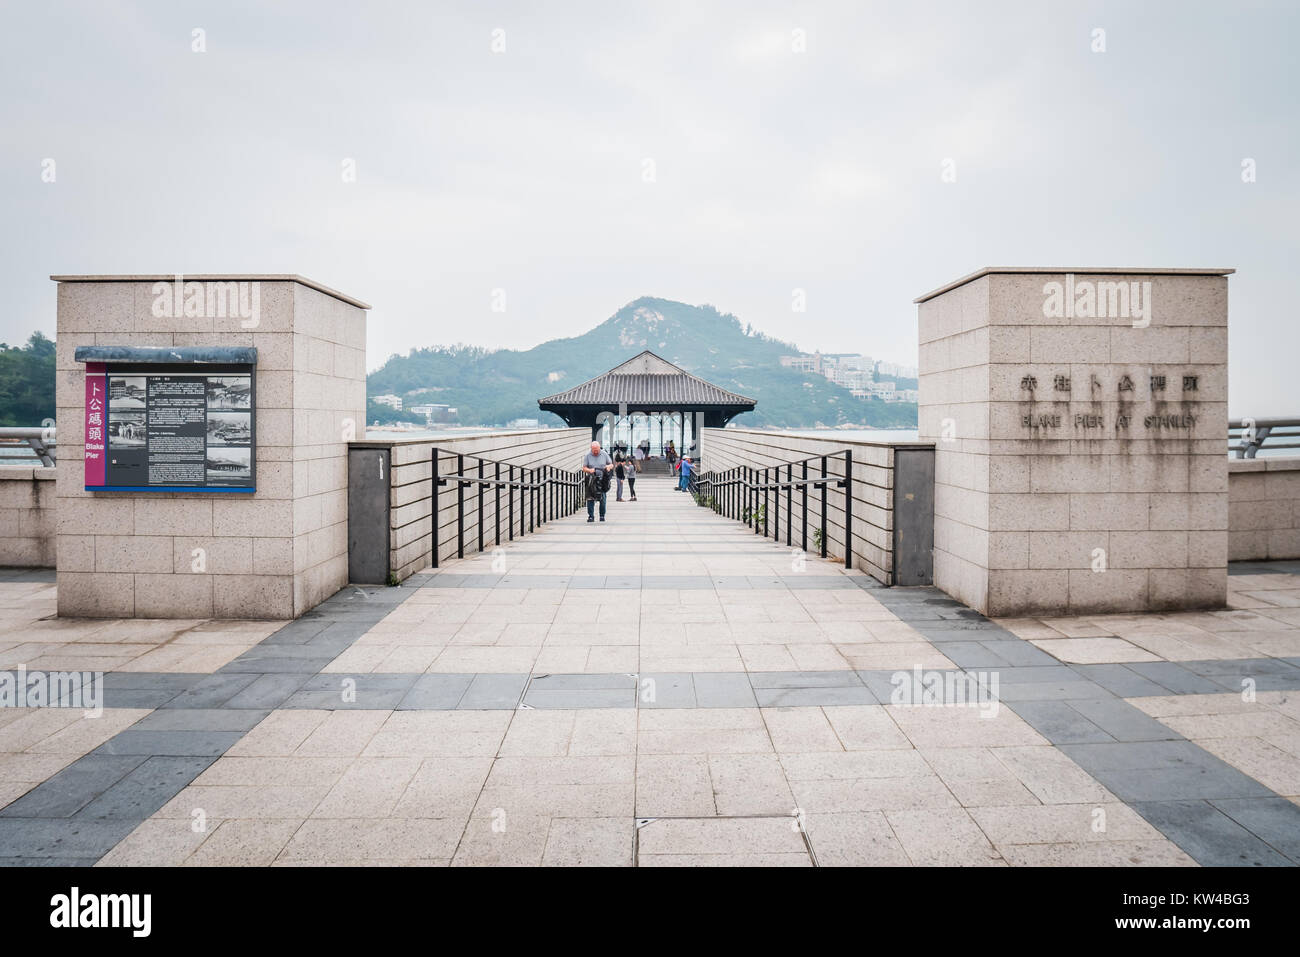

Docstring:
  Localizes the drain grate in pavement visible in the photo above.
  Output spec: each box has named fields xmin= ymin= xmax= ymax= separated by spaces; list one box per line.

xmin=633 ymin=815 xmax=816 ymax=867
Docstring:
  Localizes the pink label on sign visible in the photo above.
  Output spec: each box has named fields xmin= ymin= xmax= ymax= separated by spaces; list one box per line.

xmin=84 ymin=363 xmax=106 ymax=488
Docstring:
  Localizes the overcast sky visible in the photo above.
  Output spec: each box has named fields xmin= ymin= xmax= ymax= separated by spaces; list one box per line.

xmin=2 ymin=0 xmax=1296 ymax=414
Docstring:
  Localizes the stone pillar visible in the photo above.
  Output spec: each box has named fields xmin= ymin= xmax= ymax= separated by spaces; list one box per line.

xmin=53 ymin=274 xmax=369 ymax=619
xmin=916 ymin=267 xmax=1231 ymax=617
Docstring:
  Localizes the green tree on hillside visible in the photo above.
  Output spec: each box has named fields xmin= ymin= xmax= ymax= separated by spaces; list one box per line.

xmin=0 ymin=332 xmax=56 ymax=427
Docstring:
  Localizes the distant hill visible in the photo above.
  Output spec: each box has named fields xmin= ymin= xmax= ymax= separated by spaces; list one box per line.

xmin=367 ymin=296 xmax=917 ymax=429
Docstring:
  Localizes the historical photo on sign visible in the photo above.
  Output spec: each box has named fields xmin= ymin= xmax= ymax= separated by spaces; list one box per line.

xmin=207 ymin=376 xmax=251 ymax=410
xmin=206 ymin=446 xmax=251 ymax=482
xmin=108 ymin=410 xmax=146 ymax=448
xmin=206 ymin=411 xmax=252 ymax=446
xmin=108 ymin=376 xmax=146 ymax=410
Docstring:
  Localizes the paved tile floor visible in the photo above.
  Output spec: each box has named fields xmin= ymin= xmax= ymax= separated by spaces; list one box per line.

xmin=1 ymin=478 xmax=1298 ymax=866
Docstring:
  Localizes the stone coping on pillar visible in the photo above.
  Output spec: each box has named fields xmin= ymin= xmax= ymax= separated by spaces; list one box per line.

xmin=716 ymin=426 xmax=936 ymax=450
xmin=914 ymin=266 xmax=1235 ymax=304
xmin=50 ymin=274 xmax=371 ymax=310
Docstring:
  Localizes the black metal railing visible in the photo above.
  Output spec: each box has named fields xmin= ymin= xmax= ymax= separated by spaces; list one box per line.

xmin=429 ymin=452 xmax=585 ymax=568
xmin=688 ymin=450 xmax=854 ymax=569
xmin=1230 ymin=417 xmax=1300 ymax=458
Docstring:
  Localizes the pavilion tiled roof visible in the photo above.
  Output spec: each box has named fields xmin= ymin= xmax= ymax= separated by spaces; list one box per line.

xmin=538 ymin=351 xmax=756 ymax=408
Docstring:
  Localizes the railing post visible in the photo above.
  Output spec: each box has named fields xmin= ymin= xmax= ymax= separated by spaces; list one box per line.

xmin=508 ymin=464 xmax=515 ymax=541
xmin=430 ymin=449 xmax=441 ymax=569
xmin=842 ymin=449 xmax=853 ymax=570
xmin=786 ymin=463 xmax=793 ymax=546
xmin=763 ymin=467 xmax=769 ymax=538
xmin=477 ymin=457 xmax=485 ymax=554
xmin=529 ymin=468 xmax=535 ymax=533
xmin=495 ymin=462 xmax=501 ymax=545
xmin=801 ymin=460 xmax=808 ymax=554
xmin=764 ymin=468 xmax=774 ymax=540
xmin=820 ymin=454 xmax=829 ymax=559
xmin=456 ymin=453 xmax=465 ymax=559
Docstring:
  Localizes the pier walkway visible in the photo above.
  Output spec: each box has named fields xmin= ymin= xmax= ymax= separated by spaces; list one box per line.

xmin=1 ymin=477 xmax=1299 ymax=866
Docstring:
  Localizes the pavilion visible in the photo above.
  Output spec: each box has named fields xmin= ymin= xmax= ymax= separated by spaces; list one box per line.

xmin=537 ymin=351 xmax=756 ymax=460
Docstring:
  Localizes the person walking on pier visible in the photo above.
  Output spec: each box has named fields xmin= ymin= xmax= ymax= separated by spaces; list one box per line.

xmin=676 ymin=455 xmax=693 ymax=492
xmin=615 ymin=454 xmax=628 ymax=502
xmin=583 ymin=440 xmax=614 ymax=522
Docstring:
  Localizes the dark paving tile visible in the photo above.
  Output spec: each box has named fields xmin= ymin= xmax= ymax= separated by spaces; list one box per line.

xmin=522 ymin=689 xmax=635 ymax=709
xmin=754 ymin=686 xmax=876 ymax=708
xmin=396 ymin=674 xmax=474 ymax=710
xmin=978 ymin=640 xmax=1059 ymax=667
xmin=748 ymin=671 xmax=865 ymax=689
xmin=1204 ymin=672 xmax=1300 ymax=693
xmin=0 ymin=819 xmax=140 ymax=860
xmin=857 ymin=670 xmax=903 ymax=704
xmin=529 ymin=674 xmax=637 ymax=690
xmin=1134 ymin=800 xmax=1295 ymax=866
xmin=987 ymin=665 xmax=1080 ymax=684
xmin=708 ymin=576 xmax=752 ymax=589
xmin=282 ymin=673 xmax=418 ymax=709
xmin=691 ymin=673 xmax=758 ymax=708
xmin=1067 ymin=698 xmax=1182 ymax=742
xmin=1061 ymin=739 xmax=1243 ymax=771
xmin=0 ymin=755 xmax=146 ymax=818
xmin=939 ymin=642 xmax=1012 ymax=668
xmin=1062 ymin=740 xmax=1273 ymax=802
xmin=1182 ymin=657 xmax=1300 ymax=677
xmin=235 ymin=643 xmax=345 ymax=661
xmin=1210 ymin=797 xmax=1300 ymax=863
xmin=161 ymin=673 xmax=258 ymax=709
xmin=0 ymin=857 xmax=102 ymax=866
xmin=76 ymin=755 xmax=216 ymax=820
xmin=223 ymin=673 xmax=312 ymax=709
xmin=103 ymin=672 xmax=204 ymax=691
xmin=986 ymin=680 xmax=1115 ymax=702
xmin=1010 ymin=701 xmax=1115 ymax=744
xmin=459 ymin=674 xmax=528 ymax=709
xmin=637 ymin=673 xmax=696 ymax=709
xmin=260 ymin=620 xmax=331 ymax=645
xmin=102 ymin=688 xmax=189 ymax=709
xmin=1089 ymin=767 xmax=1274 ymax=803
xmin=219 ymin=656 xmax=336 ymax=674
xmin=907 ymin=621 xmax=1010 ymax=638
xmin=132 ymin=708 xmax=268 ymax=732
xmin=1069 ymin=664 xmax=1171 ymax=699
xmin=93 ymin=730 xmax=247 ymax=757
xmin=1125 ymin=661 xmax=1226 ymax=695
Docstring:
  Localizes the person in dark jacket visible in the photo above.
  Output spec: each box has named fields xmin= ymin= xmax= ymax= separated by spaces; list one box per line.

xmin=615 ymin=455 xmax=628 ymax=501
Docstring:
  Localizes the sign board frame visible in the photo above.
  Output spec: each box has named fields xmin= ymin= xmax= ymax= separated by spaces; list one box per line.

xmin=84 ymin=362 xmax=257 ymax=493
